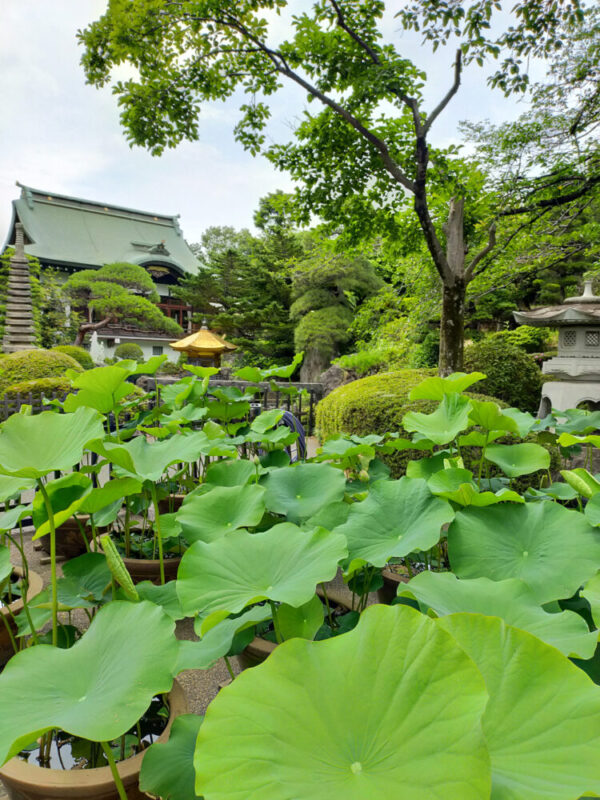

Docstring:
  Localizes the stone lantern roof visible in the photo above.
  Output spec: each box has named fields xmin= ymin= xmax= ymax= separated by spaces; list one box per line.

xmin=513 ymin=282 xmax=600 ymax=327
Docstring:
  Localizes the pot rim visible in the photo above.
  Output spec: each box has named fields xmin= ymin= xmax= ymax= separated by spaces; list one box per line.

xmin=0 ymin=568 xmax=43 ymax=618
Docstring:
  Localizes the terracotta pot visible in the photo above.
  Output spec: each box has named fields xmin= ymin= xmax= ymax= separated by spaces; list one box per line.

xmin=0 ymin=680 xmax=187 ymax=800
xmin=122 ymin=555 xmax=182 ymax=585
xmin=376 ymin=567 xmax=409 ymax=605
xmin=157 ymin=495 xmax=185 ymax=515
xmin=237 ymin=586 xmax=351 ymax=670
xmin=40 ymin=516 xmax=105 ymax=561
xmin=0 ymin=569 xmax=43 ymax=665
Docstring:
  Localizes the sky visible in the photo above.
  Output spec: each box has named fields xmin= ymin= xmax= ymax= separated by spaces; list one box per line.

xmin=0 ymin=1 xmax=534 ymax=248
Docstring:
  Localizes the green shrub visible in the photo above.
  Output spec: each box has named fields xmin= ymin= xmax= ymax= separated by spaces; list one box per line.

xmin=115 ymin=342 xmax=144 ymax=362
xmin=334 ymin=344 xmax=407 ymax=376
xmin=51 ymin=345 xmax=94 ymax=370
xmin=0 ymin=349 xmax=82 ymax=396
xmin=463 ymin=338 xmax=543 ymax=412
xmin=157 ymin=360 xmax=183 ymax=376
xmin=491 ymin=326 xmax=551 ymax=353
xmin=1 ymin=377 xmax=72 ymax=406
xmin=410 ymin=331 xmax=440 ymax=368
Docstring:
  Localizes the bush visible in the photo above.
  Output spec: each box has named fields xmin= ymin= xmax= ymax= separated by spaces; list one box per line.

xmin=1 ymin=377 xmax=72 ymax=406
xmin=491 ymin=326 xmax=551 ymax=354
xmin=157 ymin=360 xmax=183 ymax=376
xmin=334 ymin=344 xmax=407 ymax=377
xmin=115 ymin=342 xmax=144 ymax=362
xmin=51 ymin=345 xmax=94 ymax=370
xmin=411 ymin=331 xmax=440 ymax=368
xmin=0 ymin=349 xmax=83 ymax=396
xmin=463 ymin=337 xmax=543 ymax=412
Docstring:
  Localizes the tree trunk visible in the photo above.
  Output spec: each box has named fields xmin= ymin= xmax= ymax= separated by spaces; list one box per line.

xmin=73 ymin=317 xmax=113 ymax=347
xmin=438 ymin=280 xmax=466 ymax=376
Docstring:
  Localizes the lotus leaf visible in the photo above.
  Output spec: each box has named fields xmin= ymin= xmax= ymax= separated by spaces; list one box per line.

xmin=262 ymin=462 xmax=346 ymax=523
xmin=78 ymin=477 xmax=143 ymax=515
xmin=176 ymin=484 xmax=266 ymax=543
xmin=63 ymin=366 xmax=133 ymax=413
xmin=140 ymin=714 xmax=203 ymax=800
xmin=408 ymin=371 xmax=486 ymax=400
xmin=131 ymin=354 xmax=168 ymax=375
xmin=137 ymin=580 xmax=185 ymax=620
xmin=448 ymin=503 xmax=600 ymax=603
xmin=406 ymin=450 xmax=451 ymax=479
xmin=333 ymin=477 xmax=454 ymax=574
xmin=501 ymin=407 xmax=537 ymax=437
xmin=205 ymin=459 xmax=256 ymax=487
xmin=278 ymin=594 xmax=324 ymax=640
xmin=402 ymin=572 xmax=595 ymax=658
xmin=0 ymin=545 xmax=10 ymax=586
xmin=484 ymin=443 xmax=550 ymax=478
xmin=177 ymin=524 xmax=347 ymax=630
xmin=0 ymin=407 xmax=104 ymax=478
xmin=525 ymin=483 xmax=578 ymax=502
xmin=439 ymin=613 xmax=600 ymax=800
xmin=0 ymin=600 xmax=178 ymax=765
xmin=582 ymin=572 xmax=600 ymax=629
xmin=0 ymin=475 xmax=35 ymax=501
xmin=62 ymin=552 xmax=112 ymax=604
xmin=0 ymin=503 xmax=32 ymax=532
xmin=403 ymin=393 xmax=472 ymax=446
xmin=468 ymin=400 xmax=519 ymax=434
xmin=427 ymin=470 xmax=523 ymax=506
xmin=194 ymin=604 xmax=491 ymax=799
xmin=250 ymin=409 xmax=284 ymax=433
xmin=32 ymin=472 xmax=93 ymax=539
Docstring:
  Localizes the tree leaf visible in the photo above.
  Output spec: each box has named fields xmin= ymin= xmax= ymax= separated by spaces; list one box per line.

xmin=484 ymin=443 xmax=550 ymax=478
xmin=194 ymin=604 xmax=491 ymax=799
xmin=140 ymin=714 xmax=203 ymax=800
xmin=262 ymin=462 xmax=346 ymax=523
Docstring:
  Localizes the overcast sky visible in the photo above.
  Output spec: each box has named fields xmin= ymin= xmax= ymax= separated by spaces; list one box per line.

xmin=0 ymin=1 xmax=532 ymax=247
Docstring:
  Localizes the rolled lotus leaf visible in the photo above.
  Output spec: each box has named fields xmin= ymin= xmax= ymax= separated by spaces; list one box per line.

xmin=439 ymin=613 xmax=600 ymax=800
xmin=194 ymin=604 xmax=491 ymax=799
xmin=448 ymin=502 xmax=600 ymax=603
xmin=176 ymin=523 xmax=347 ymax=630
xmin=402 ymin=571 xmax=596 ymax=658
xmin=0 ymin=600 xmax=178 ymax=765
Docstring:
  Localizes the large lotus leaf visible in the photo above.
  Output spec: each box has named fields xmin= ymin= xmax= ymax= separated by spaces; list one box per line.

xmin=585 ymin=494 xmax=600 ymax=527
xmin=31 ymin=472 xmax=93 ymax=539
xmin=250 ymin=409 xmax=284 ymax=433
xmin=468 ymin=400 xmax=519 ymax=434
xmin=194 ymin=603 xmax=490 ymax=799
xmin=561 ymin=468 xmax=600 ymax=498
xmin=205 ymin=459 xmax=256 ymax=487
xmin=406 ymin=450 xmax=451 ymax=479
xmin=0 ymin=600 xmax=177 ymax=765
xmin=333 ymin=478 xmax=454 ymax=574
xmin=428 ymin=470 xmax=524 ymax=507
xmin=262 ymin=462 xmax=347 ymax=523
xmin=89 ymin=430 xmax=211 ymax=481
xmin=63 ymin=366 xmax=133 ymax=413
xmin=484 ymin=443 xmax=550 ymax=478
xmin=408 ymin=372 xmax=486 ymax=400
xmin=582 ymin=572 xmax=600 ymax=629
xmin=557 ymin=432 xmax=600 ymax=449
xmin=0 ymin=407 xmax=104 ymax=478
xmin=159 ymin=404 xmax=208 ymax=426
xmin=62 ymin=552 xmax=112 ymax=604
xmin=0 ymin=474 xmax=36 ymax=501
xmin=78 ymin=477 xmax=143 ymax=514
xmin=140 ymin=714 xmax=203 ymax=800
xmin=439 ymin=613 xmax=600 ymax=800
xmin=502 ymin=407 xmax=537 ymax=437
xmin=177 ymin=524 xmax=347 ymax=630
xmin=0 ymin=503 xmax=32 ymax=532
xmin=402 ymin=572 xmax=596 ymax=658
xmin=278 ymin=594 xmax=324 ymax=641
xmin=403 ymin=393 xmax=472 ymax=445
xmin=448 ymin=503 xmax=600 ymax=603
xmin=525 ymin=483 xmax=578 ymax=502
xmin=136 ymin=580 xmax=185 ymax=620
xmin=176 ymin=484 xmax=266 ymax=544
xmin=130 ymin=354 xmax=168 ymax=376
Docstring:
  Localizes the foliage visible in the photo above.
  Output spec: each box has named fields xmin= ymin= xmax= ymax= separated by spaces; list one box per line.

xmin=463 ymin=337 xmax=543 ymax=411
xmin=1 ymin=377 xmax=72 ymax=406
xmin=114 ymin=342 xmax=144 ymax=362
xmin=491 ymin=326 xmax=551 ymax=354
xmin=51 ymin=345 xmax=94 ymax=370
xmin=0 ymin=349 xmax=82 ymax=396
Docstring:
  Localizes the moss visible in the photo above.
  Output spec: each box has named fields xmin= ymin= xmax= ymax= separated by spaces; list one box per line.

xmin=115 ymin=342 xmax=144 ymax=362
xmin=0 ymin=349 xmax=83 ymax=396
xmin=1 ymin=377 xmax=72 ymax=405
xmin=51 ymin=345 xmax=94 ymax=370
xmin=464 ymin=337 xmax=542 ymax=412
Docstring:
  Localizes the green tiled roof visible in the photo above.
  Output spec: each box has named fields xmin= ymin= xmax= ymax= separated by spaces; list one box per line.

xmin=3 ymin=184 xmax=198 ymax=276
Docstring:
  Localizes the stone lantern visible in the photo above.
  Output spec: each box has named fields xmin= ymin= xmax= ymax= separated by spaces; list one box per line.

xmin=514 ymin=281 xmax=600 ymax=414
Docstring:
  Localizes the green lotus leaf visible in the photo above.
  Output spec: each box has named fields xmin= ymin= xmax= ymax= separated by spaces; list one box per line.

xmin=305 ymin=500 xmax=352 ymax=531
xmin=62 ymin=552 xmax=112 ymax=604
xmin=501 ymin=407 xmax=537 ymax=437
xmin=260 ymin=351 xmax=303 ymax=380
xmin=177 ymin=524 xmax=347 ymax=631
xmin=557 ymin=432 xmax=600 ymax=448
xmin=140 ymin=713 xmax=203 ymax=800
xmin=176 ymin=605 xmax=273 ymax=672
xmin=561 ymin=468 xmax=600 ymax=498
xmin=176 ymin=484 xmax=266 ymax=544
xmin=333 ymin=477 xmax=454 ymax=575
xmin=581 ymin=572 xmax=600 ymax=629
xmin=316 ymin=437 xmax=376 ymax=462
xmin=448 ymin=503 xmax=600 ymax=603
xmin=0 ymin=475 xmax=36 ymax=502
xmin=0 ymin=503 xmax=32 ymax=532
xmin=31 ymin=472 xmax=93 ymax=539
xmin=205 ymin=459 xmax=256 ymax=487
xmin=468 ymin=400 xmax=519 ymax=434
xmin=78 ymin=477 xmax=143 ymax=515
xmin=525 ymin=483 xmax=578 ymax=502
xmin=206 ymin=399 xmax=250 ymax=422
xmin=136 ymin=580 xmax=185 ymax=620
xmin=0 ymin=545 xmax=11 ymax=586
xmin=233 ymin=365 xmax=263 ymax=383
xmin=242 ymin=427 xmax=298 ymax=447
xmin=554 ymin=409 xmax=600 ymax=435
xmin=458 ymin=430 xmax=504 ymax=447
xmin=131 ymin=354 xmax=168 ymax=375
xmin=408 ymin=372 xmax=486 ymax=400
xmin=278 ymin=594 xmax=324 ymax=641
xmin=439 ymin=613 xmax=600 ymax=800
xmin=405 ymin=450 xmax=451 ymax=479
xmin=262 ymin=462 xmax=347 ymax=523
xmin=428 ymin=468 xmax=475 ymax=493
xmin=484 ymin=443 xmax=550 ymax=478
xmin=428 ymin=469 xmax=524 ymax=506
xmin=402 ymin=572 xmax=596 ymax=658
xmin=159 ymin=405 xmax=208 ymax=425
xmin=250 ymin=409 xmax=284 ymax=433
xmin=194 ymin=604 xmax=491 ymax=800
xmin=0 ymin=600 xmax=178 ymax=765
xmin=63 ymin=366 xmax=133 ymax=413
xmin=585 ymin=495 xmax=600 ymax=527
xmin=0 ymin=407 xmax=104 ymax=478
xmin=403 ymin=393 xmax=472 ymax=446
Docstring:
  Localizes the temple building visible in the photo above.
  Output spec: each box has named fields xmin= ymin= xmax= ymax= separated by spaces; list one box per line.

xmin=2 ymin=183 xmax=199 ymax=361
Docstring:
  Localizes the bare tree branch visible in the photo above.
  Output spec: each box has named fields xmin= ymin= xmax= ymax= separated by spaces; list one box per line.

xmin=423 ymin=50 xmax=462 ymax=135
xmin=465 ymin=222 xmax=497 ymax=281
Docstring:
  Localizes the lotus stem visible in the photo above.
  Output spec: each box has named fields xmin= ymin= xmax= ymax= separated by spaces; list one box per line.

xmin=37 ymin=479 xmax=58 ymax=647
xmin=0 ymin=609 xmax=18 ymax=656
xmin=269 ymin=600 xmax=283 ymax=644
xmin=320 ymin=584 xmax=335 ymax=629
xmin=101 ymin=741 xmax=128 ymax=800
xmin=150 ymin=484 xmax=166 ymax=585
xmin=124 ymin=503 xmax=131 ymax=558
xmin=223 ymin=655 xmax=235 ymax=681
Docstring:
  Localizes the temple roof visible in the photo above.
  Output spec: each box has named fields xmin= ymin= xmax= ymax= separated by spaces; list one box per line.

xmin=2 ymin=183 xmax=199 ymax=276
xmin=170 ymin=327 xmax=237 ymax=354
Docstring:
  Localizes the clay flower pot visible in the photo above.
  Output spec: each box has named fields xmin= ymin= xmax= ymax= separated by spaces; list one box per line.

xmin=0 ymin=680 xmax=187 ymax=800
xmin=0 ymin=568 xmax=43 ymax=665
xmin=376 ymin=567 xmax=409 ymax=605
xmin=40 ymin=516 xmax=105 ymax=561
xmin=157 ymin=495 xmax=185 ymax=515
xmin=122 ymin=555 xmax=182 ymax=585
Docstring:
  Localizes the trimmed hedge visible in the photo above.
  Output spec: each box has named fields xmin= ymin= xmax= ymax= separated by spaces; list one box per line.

xmin=1 ymin=377 xmax=72 ymax=406
xmin=115 ymin=342 xmax=144 ymax=362
xmin=0 ymin=349 xmax=83 ymax=396
xmin=463 ymin=337 xmax=543 ymax=412
xmin=51 ymin=345 xmax=94 ymax=370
